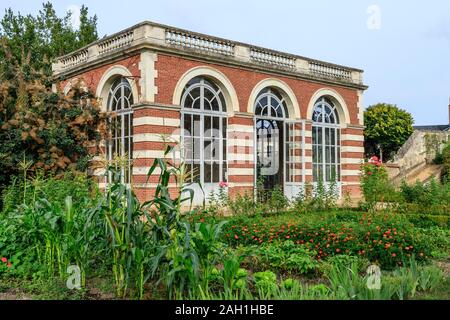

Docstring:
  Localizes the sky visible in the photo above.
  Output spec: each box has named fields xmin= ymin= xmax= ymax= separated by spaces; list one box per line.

xmin=1 ymin=0 xmax=449 ymax=125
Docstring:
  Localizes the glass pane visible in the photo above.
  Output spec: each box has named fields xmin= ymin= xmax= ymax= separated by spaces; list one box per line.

xmin=204 ymin=100 xmax=211 ymax=111
xmin=317 ymin=127 xmax=322 ymax=145
xmin=325 ymin=146 xmax=331 ymax=163
xmin=190 ymin=87 xmax=201 ymax=100
xmin=193 ymin=163 xmax=201 ymax=182
xmin=205 ymin=116 xmax=212 ymax=137
xmin=184 ymin=114 xmax=192 ymax=136
xmin=193 ymin=98 xmax=201 ymax=109
xmin=124 ymin=114 xmax=129 ymax=136
xmin=318 ymin=146 xmax=323 ymax=163
xmin=276 ymin=106 xmax=283 ymax=118
xmin=193 ymin=138 xmax=201 ymax=160
xmin=212 ymin=162 xmax=220 ymax=183
xmin=255 ymin=104 xmax=262 ymax=115
xmin=184 ymin=94 xmax=193 ymax=109
xmin=259 ymin=96 xmax=268 ymax=108
xmin=204 ymin=140 xmax=212 ymax=160
xmin=262 ymin=106 xmax=268 ymax=116
xmin=313 ymin=146 xmax=318 ymax=163
xmin=204 ymin=162 xmax=212 ymax=183
xmin=193 ymin=115 xmax=201 ymax=136
xmin=213 ymin=117 xmax=220 ymax=134
xmin=222 ymin=118 xmax=227 ymax=139
xmin=325 ymin=128 xmax=331 ymax=145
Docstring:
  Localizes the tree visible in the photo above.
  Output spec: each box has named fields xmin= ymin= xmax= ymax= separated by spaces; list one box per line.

xmin=0 ymin=3 xmax=103 ymax=194
xmin=364 ymin=103 xmax=414 ymax=161
xmin=0 ymin=2 xmax=98 ymax=74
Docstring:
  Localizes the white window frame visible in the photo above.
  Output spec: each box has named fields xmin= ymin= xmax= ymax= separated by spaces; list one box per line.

xmin=180 ymin=78 xmax=228 ymax=195
xmin=312 ymin=97 xmax=341 ymax=195
xmin=106 ymin=78 xmax=134 ymax=184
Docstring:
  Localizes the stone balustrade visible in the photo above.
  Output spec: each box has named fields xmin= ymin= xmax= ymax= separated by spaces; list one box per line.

xmin=250 ymin=48 xmax=296 ymax=69
xmin=309 ymin=61 xmax=352 ymax=81
xmin=98 ymin=30 xmax=134 ymax=55
xmin=166 ymin=29 xmax=234 ymax=56
xmin=53 ymin=21 xmax=364 ymax=87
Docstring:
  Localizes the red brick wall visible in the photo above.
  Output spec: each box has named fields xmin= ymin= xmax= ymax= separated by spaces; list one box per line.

xmin=155 ymin=54 xmax=360 ymax=125
xmin=59 ymin=55 xmax=141 ymax=95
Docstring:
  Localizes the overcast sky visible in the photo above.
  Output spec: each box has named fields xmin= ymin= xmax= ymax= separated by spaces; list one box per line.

xmin=1 ymin=0 xmax=450 ymax=125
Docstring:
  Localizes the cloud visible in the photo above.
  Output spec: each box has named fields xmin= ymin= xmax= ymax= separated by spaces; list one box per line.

xmin=66 ymin=4 xmax=81 ymax=30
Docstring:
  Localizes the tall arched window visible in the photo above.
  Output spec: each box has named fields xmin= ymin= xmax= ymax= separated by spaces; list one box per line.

xmin=181 ymin=77 xmax=227 ymax=186
xmin=312 ymin=97 xmax=341 ymax=184
xmin=107 ymin=77 xmax=134 ymax=184
xmin=254 ymin=88 xmax=289 ymax=192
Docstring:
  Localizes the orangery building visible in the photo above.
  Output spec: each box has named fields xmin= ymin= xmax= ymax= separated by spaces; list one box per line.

xmin=53 ymin=21 xmax=368 ymax=205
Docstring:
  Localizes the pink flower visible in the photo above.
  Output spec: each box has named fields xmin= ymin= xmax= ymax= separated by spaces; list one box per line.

xmin=369 ymin=156 xmax=379 ymax=163
xmin=367 ymin=171 xmax=373 ymax=176
xmin=219 ymin=181 xmax=229 ymax=188
xmin=1 ymin=257 xmax=7 ymax=263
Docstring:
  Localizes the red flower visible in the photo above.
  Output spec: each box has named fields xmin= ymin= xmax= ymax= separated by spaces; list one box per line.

xmin=367 ymin=171 xmax=373 ymax=176
xmin=336 ymin=248 xmax=341 ymax=253
xmin=392 ymin=253 xmax=396 ymax=258
xmin=1 ymin=257 xmax=7 ymax=263
xmin=234 ymin=234 xmax=239 ymax=240
xmin=7 ymin=262 xmax=12 ymax=268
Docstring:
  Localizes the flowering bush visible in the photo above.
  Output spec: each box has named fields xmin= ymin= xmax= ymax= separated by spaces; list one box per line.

xmin=222 ymin=212 xmax=431 ymax=269
xmin=0 ymin=256 xmax=12 ymax=273
xmin=361 ymin=156 xmax=399 ymax=203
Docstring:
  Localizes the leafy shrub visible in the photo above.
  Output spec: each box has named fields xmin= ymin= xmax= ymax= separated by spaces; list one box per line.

xmin=1 ymin=171 xmax=98 ymax=214
xmin=223 ymin=211 xmax=432 ymax=269
xmin=361 ymin=158 xmax=400 ymax=204
xmin=253 ymin=271 xmax=277 ymax=294
xmin=246 ymin=241 xmax=318 ymax=274
xmin=400 ymin=179 xmax=449 ymax=207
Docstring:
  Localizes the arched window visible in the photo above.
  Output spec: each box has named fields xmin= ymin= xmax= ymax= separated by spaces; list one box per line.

xmin=312 ymin=97 xmax=341 ymax=184
xmin=181 ymin=77 xmax=227 ymax=185
xmin=254 ymin=88 xmax=289 ymax=192
xmin=107 ymin=77 xmax=134 ymax=184
xmin=255 ymin=88 xmax=288 ymax=119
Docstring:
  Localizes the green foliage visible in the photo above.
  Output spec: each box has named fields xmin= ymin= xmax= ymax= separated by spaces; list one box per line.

xmin=244 ymin=240 xmax=318 ymax=274
xmin=0 ymin=2 xmax=98 ymax=74
xmin=364 ymin=103 xmax=414 ymax=160
xmin=253 ymin=270 xmax=277 ymax=295
xmin=361 ymin=161 xmax=400 ymax=205
xmin=222 ymin=211 xmax=432 ymax=269
xmin=441 ymin=141 xmax=450 ymax=181
xmin=400 ymin=179 xmax=449 ymax=207
xmin=0 ymin=2 xmax=102 ymax=202
xmin=1 ymin=171 xmax=98 ymax=214
xmin=326 ymin=258 xmax=443 ymax=300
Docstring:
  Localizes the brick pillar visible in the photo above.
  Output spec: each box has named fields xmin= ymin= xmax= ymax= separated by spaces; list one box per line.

xmin=227 ymin=115 xmax=255 ymax=198
xmin=340 ymin=125 xmax=365 ymax=198
xmin=132 ymin=106 xmax=181 ymax=203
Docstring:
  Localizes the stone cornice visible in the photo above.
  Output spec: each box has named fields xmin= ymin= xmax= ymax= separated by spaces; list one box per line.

xmin=53 ymin=21 xmax=368 ymax=91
